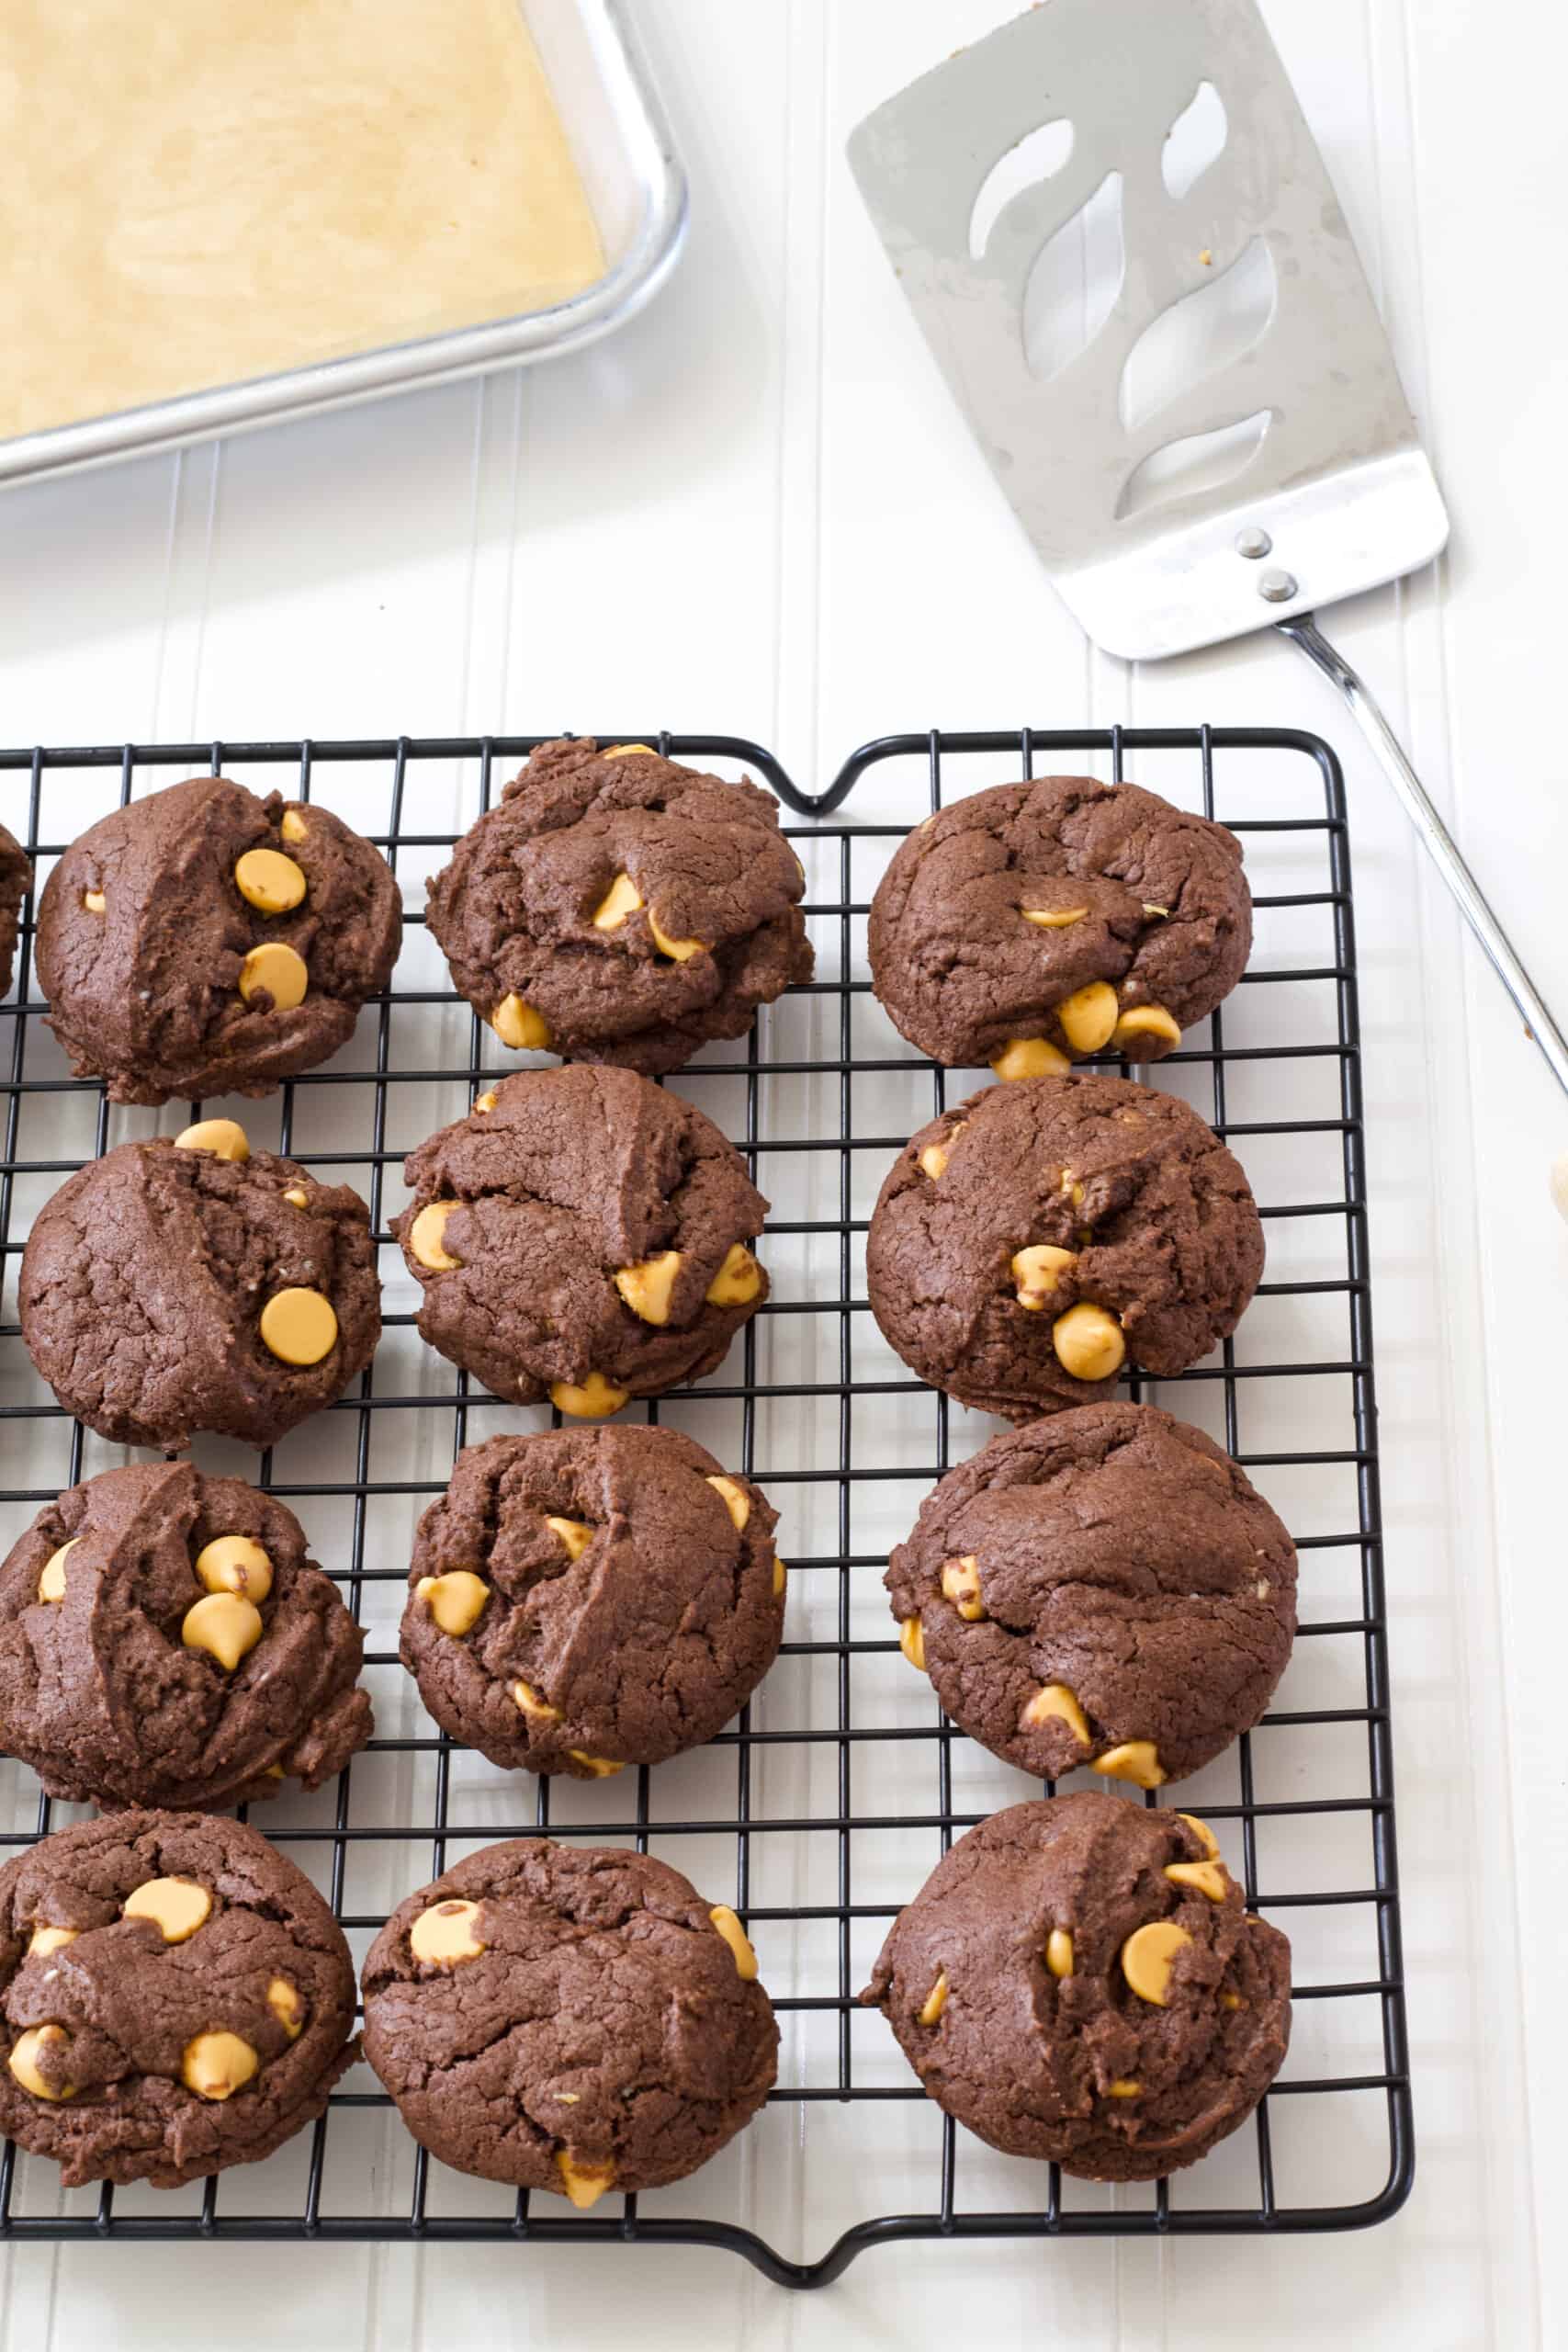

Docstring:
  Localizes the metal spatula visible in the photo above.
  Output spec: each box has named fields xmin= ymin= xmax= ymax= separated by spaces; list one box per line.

xmin=847 ymin=0 xmax=1568 ymax=1126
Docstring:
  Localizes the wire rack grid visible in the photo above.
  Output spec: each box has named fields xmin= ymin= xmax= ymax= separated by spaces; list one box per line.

xmin=0 ymin=725 xmax=1409 ymax=2286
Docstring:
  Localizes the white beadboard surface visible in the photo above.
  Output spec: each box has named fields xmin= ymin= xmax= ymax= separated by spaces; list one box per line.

xmin=0 ymin=1 xmax=1562 ymax=2346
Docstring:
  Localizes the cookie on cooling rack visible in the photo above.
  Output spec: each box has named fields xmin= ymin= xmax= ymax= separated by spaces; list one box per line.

xmin=392 ymin=1064 xmax=768 ymax=1418
xmin=0 ymin=1461 xmax=371 ymax=1810
xmin=402 ymin=1426 xmax=784 ymax=1780
xmin=863 ymin=1792 xmax=1290 ymax=2182
xmin=0 ymin=819 xmax=32 ymax=1000
xmin=887 ymin=1402 xmax=1296 ymax=1789
xmin=362 ymin=1838 xmax=777 ymax=2201
xmin=0 ymin=1809 xmax=357 ymax=2188
xmin=866 ymin=1071 xmax=1263 ymax=1422
xmin=36 ymin=775 xmax=401 ymax=1103
xmin=423 ymin=736 xmax=813 ymax=1077
xmin=18 ymin=1121 xmax=380 ymax=1451
xmin=868 ymin=775 xmax=1251 ymax=1073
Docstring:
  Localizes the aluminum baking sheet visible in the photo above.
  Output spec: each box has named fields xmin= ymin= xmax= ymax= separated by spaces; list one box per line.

xmin=0 ymin=0 xmax=686 ymax=491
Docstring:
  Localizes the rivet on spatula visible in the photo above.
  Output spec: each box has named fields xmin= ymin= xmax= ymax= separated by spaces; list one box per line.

xmin=1258 ymin=569 xmax=1298 ymax=602
xmin=1235 ymin=527 xmax=1271 ymax=560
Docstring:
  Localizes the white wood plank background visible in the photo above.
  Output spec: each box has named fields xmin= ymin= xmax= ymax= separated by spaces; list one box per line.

xmin=0 ymin=2 xmax=1562 ymax=2345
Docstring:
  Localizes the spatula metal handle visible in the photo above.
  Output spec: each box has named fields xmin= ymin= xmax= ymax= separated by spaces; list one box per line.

xmin=1279 ymin=613 xmax=1568 ymax=1102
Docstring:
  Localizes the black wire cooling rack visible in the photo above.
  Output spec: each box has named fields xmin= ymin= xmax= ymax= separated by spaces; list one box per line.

xmin=0 ymin=726 xmax=1410 ymax=2284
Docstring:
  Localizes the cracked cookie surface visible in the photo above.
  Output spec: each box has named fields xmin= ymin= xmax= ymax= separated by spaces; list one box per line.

xmin=362 ymin=1838 xmax=777 ymax=2195
xmin=0 ymin=1809 xmax=357 ymax=2188
xmin=392 ymin=1064 xmax=768 ymax=1411
xmin=424 ymin=737 xmax=813 ymax=1077
xmin=37 ymin=775 xmax=401 ymax=1103
xmin=0 ymin=1462 xmax=371 ymax=1810
xmin=864 ymin=1792 xmax=1290 ymax=2181
xmin=886 ymin=1403 xmax=1295 ymax=1785
xmin=403 ymin=1427 xmax=784 ymax=1776
xmin=869 ymin=775 xmax=1250 ymax=1069
xmin=866 ymin=1072 xmax=1264 ymax=1421
xmin=0 ymin=820 xmax=31 ymax=1001
xmin=19 ymin=1136 xmax=381 ymax=1451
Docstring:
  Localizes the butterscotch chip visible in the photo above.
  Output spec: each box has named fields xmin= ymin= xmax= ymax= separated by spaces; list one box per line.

xmin=182 ymin=2030 xmax=259 ymax=2100
xmin=259 ymin=1286 xmax=338 ymax=1366
xmin=1052 ymin=1300 xmax=1125 ymax=1382
xmin=918 ymin=1969 xmax=949 ymax=2025
xmin=0 ymin=1463 xmax=370 ymax=1810
xmin=705 ymin=1242 xmax=761 ymax=1306
xmin=592 ymin=871 xmax=643 ymax=930
xmin=423 ymin=737 xmax=812 ymax=1078
xmin=408 ymin=1200 xmax=462 ymax=1271
xmin=709 ymin=1905 xmax=760 ymax=1980
xmin=1095 ymin=1740 xmax=1166 ymax=1789
xmin=868 ymin=775 xmax=1250 ymax=1069
xmin=549 ymin=1373 xmax=628 ymax=1419
xmin=393 ymin=1066 xmax=767 ymax=1412
xmin=648 ymin=910 xmax=705 ymax=962
xmin=886 ymin=1403 xmax=1296 ymax=1785
xmin=1056 ymin=980 xmax=1120 ymax=1054
xmin=234 ymin=847 xmax=308 ymax=914
xmin=124 ymin=1876 xmax=212 ymax=1944
xmin=37 ymin=1537 xmax=75 ymax=1602
xmin=267 ymin=1977 xmax=305 ymax=2039
xmin=401 ymin=1426 xmax=784 ymax=1778
xmin=27 ymin=1926 xmax=76 ymax=1958
xmin=1113 ymin=1003 xmax=1181 ymax=1051
xmin=415 ymin=1569 xmax=490 ymax=1636
xmin=491 ymin=991 xmax=551 ymax=1050
xmin=863 ymin=1792 xmax=1290 ymax=2181
xmin=182 ymin=1591 xmax=264 ymax=1671
xmin=706 ymin=1475 xmax=750 ymax=1532
xmin=545 ymin=1515 xmax=594 ymax=1558
xmin=362 ymin=1839 xmax=777 ymax=2195
xmin=989 ymin=1036 xmax=1069 ymax=1082
xmin=239 ymin=939 xmax=309 ymax=1012
xmin=1122 ymin=1918 xmax=1192 ymax=2006
xmin=19 ymin=1136 xmax=378 ymax=1450
xmin=868 ymin=1073 xmax=1263 ymax=1421
xmin=0 ymin=1809 xmax=356 ymax=2185
xmin=9 ymin=2024 xmax=73 ymax=2101
xmin=409 ymin=1898 xmax=486 ymax=1967
xmin=614 ymin=1249 xmax=682 ymax=1325
xmin=194 ymin=1534 xmax=274 ymax=1602
xmin=558 ymin=2152 xmax=617 ymax=2207
xmin=175 ymin=1117 xmax=250 ymax=1162
xmin=34 ymin=778 xmax=398 ymax=1102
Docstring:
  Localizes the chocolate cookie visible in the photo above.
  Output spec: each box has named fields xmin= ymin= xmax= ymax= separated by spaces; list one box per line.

xmin=423 ymin=737 xmax=813 ymax=1077
xmin=0 ymin=1462 xmax=372 ymax=1810
xmin=19 ymin=1121 xmax=381 ymax=1452
xmin=869 ymin=776 xmax=1251 ymax=1073
xmin=402 ymin=1426 xmax=784 ymax=1779
xmin=37 ymin=775 xmax=401 ymax=1103
xmin=864 ymin=1792 xmax=1290 ymax=2181
xmin=0 ymin=820 xmax=32 ymax=1001
xmin=888 ymin=1403 xmax=1296 ymax=1788
xmin=866 ymin=1072 xmax=1263 ymax=1421
xmin=362 ymin=1839 xmax=777 ymax=2201
xmin=393 ymin=1064 xmax=768 ymax=1418
xmin=0 ymin=1809 xmax=357 ymax=2188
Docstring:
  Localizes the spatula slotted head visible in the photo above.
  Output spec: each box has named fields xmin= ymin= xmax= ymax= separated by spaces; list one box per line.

xmin=847 ymin=0 xmax=1447 ymax=660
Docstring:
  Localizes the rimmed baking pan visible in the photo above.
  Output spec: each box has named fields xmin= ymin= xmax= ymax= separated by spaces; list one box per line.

xmin=0 ymin=0 xmax=686 ymax=489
